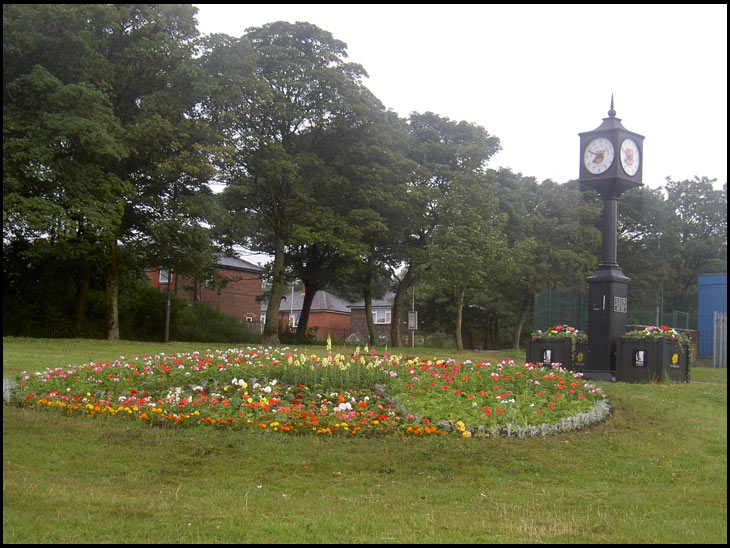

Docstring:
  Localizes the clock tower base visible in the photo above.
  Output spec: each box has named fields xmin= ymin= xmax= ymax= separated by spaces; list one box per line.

xmin=584 ymin=265 xmax=631 ymax=380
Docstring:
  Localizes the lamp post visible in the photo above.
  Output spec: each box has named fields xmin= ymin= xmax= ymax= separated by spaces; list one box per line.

xmin=579 ymin=97 xmax=644 ymax=380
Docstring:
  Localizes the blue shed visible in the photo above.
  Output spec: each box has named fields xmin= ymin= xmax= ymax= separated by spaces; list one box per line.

xmin=697 ymin=274 xmax=727 ymax=356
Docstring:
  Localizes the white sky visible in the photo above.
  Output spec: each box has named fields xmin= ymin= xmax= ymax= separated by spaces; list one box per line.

xmin=193 ymin=3 xmax=727 ymax=194
xmin=195 ymin=4 xmax=727 ymax=262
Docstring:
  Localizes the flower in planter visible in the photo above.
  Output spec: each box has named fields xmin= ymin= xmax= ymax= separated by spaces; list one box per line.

xmin=622 ymin=325 xmax=690 ymax=345
xmin=531 ymin=325 xmax=587 ymax=341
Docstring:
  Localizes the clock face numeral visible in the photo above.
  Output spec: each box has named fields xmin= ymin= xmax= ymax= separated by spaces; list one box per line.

xmin=584 ymin=137 xmax=615 ymax=174
xmin=620 ymin=138 xmax=640 ymax=176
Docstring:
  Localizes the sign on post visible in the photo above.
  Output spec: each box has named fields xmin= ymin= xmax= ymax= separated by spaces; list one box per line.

xmin=408 ymin=311 xmax=418 ymax=331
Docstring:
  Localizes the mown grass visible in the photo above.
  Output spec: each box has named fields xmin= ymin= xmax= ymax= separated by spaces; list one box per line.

xmin=3 ymin=337 xmax=726 ymax=543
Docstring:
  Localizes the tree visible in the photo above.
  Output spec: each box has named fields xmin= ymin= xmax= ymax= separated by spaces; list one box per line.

xmin=206 ymin=22 xmax=378 ymax=343
xmin=390 ymin=112 xmax=501 ymax=347
xmin=4 ymin=5 xmax=130 ymax=334
xmin=423 ymin=171 xmax=507 ymax=351
xmin=619 ymin=176 xmax=727 ymax=319
xmin=4 ymin=5 xmax=217 ymax=339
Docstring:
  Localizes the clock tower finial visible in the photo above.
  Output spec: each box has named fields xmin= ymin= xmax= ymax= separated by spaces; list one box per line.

xmin=608 ymin=94 xmax=616 ymax=117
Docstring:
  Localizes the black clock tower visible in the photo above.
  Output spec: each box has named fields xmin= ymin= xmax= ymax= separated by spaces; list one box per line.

xmin=579 ymin=97 xmax=644 ymax=380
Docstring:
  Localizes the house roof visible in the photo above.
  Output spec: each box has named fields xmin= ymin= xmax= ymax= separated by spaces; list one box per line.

xmin=214 ymin=253 xmax=263 ymax=273
xmin=262 ymin=289 xmax=353 ymax=314
xmin=348 ymin=291 xmax=395 ymax=310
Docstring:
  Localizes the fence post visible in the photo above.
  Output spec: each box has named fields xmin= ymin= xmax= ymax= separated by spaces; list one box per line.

xmin=714 ymin=312 xmax=727 ymax=368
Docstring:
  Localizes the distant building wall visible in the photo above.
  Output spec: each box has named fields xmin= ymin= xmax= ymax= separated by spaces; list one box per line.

xmin=150 ymin=266 xmax=262 ymax=323
xmin=698 ymin=273 xmax=727 ymax=356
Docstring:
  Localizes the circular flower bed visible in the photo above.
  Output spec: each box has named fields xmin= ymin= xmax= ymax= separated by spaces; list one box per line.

xmin=8 ymin=346 xmax=609 ymax=438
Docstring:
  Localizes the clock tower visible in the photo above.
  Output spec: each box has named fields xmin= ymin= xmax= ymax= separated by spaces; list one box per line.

xmin=579 ymin=97 xmax=644 ymax=380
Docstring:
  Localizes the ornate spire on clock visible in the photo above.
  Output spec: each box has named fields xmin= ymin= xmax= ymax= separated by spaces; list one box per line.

xmin=608 ymin=94 xmax=616 ymax=118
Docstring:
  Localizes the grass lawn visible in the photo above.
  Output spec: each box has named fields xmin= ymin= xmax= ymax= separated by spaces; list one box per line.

xmin=3 ymin=337 xmax=727 ymax=543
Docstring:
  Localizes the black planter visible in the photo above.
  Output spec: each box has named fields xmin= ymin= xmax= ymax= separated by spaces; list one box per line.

xmin=574 ymin=341 xmax=588 ymax=371
xmin=617 ymin=338 xmax=690 ymax=383
xmin=526 ymin=338 xmax=586 ymax=372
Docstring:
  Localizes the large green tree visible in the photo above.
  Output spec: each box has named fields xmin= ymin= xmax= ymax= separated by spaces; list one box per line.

xmin=389 ymin=112 xmax=501 ymax=347
xmin=4 ymin=4 xmax=216 ymax=339
xmin=206 ymin=22 xmax=379 ymax=343
xmin=618 ymin=176 xmax=727 ymax=319
xmin=422 ymin=171 xmax=506 ymax=351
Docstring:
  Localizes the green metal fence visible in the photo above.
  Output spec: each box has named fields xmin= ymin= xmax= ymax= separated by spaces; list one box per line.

xmin=533 ymin=287 xmax=588 ymax=332
xmin=534 ymin=286 xmax=695 ymax=333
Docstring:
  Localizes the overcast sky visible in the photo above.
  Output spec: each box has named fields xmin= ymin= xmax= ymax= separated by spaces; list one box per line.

xmin=193 ymin=3 xmax=727 ymax=194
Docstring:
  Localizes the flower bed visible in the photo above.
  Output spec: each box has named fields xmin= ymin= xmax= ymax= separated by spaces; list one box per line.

xmin=8 ymin=346 xmax=610 ymax=438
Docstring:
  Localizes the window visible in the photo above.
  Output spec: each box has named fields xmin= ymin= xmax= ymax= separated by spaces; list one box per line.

xmin=159 ymin=269 xmax=170 ymax=284
xmin=372 ymin=309 xmax=391 ymax=324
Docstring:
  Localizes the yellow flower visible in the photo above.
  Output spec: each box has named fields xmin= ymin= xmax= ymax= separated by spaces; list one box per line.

xmin=462 ymin=431 xmax=472 ymax=438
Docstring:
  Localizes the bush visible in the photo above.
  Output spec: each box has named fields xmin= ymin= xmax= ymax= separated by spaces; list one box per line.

xmin=171 ymin=301 xmax=262 ymax=344
xmin=422 ymin=332 xmax=455 ymax=349
xmin=117 ymin=281 xmax=262 ymax=344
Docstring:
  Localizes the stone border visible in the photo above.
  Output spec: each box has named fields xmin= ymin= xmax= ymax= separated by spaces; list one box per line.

xmin=377 ymin=383 xmax=612 ymax=439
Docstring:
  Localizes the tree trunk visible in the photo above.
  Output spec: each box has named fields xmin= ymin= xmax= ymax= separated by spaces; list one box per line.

xmin=512 ymin=293 xmax=531 ymax=350
xmin=363 ymin=285 xmax=376 ymax=347
xmin=485 ymin=312 xmax=497 ymax=350
xmin=164 ymin=269 xmax=172 ymax=343
xmin=296 ymin=284 xmax=318 ymax=343
xmin=455 ymin=286 xmax=465 ymax=351
xmin=105 ymin=238 xmax=120 ymax=340
xmin=363 ymin=258 xmax=376 ymax=346
xmin=263 ymin=236 xmax=285 ymax=344
xmin=391 ymin=263 xmax=421 ymax=348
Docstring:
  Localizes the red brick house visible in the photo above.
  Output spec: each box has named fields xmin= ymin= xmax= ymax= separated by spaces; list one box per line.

xmin=262 ymin=286 xmax=352 ymax=339
xmin=348 ymin=292 xmax=395 ymax=343
xmin=149 ymin=254 xmax=263 ymax=324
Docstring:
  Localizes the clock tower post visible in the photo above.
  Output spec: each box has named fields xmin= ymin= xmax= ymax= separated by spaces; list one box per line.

xmin=579 ymin=97 xmax=644 ymax=380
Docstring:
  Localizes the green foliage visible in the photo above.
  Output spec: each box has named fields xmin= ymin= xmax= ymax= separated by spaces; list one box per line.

xmin=4 ymin=4 xmax=217 ymax=340
xmin=170 ymin=302 xmax=262 ymax=345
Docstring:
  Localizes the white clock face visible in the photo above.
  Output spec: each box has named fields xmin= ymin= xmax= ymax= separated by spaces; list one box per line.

xmin=620 ymin=138 xmax=640 ymax=176
xmin=584 ymin=137 xmax=615 ymax=174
